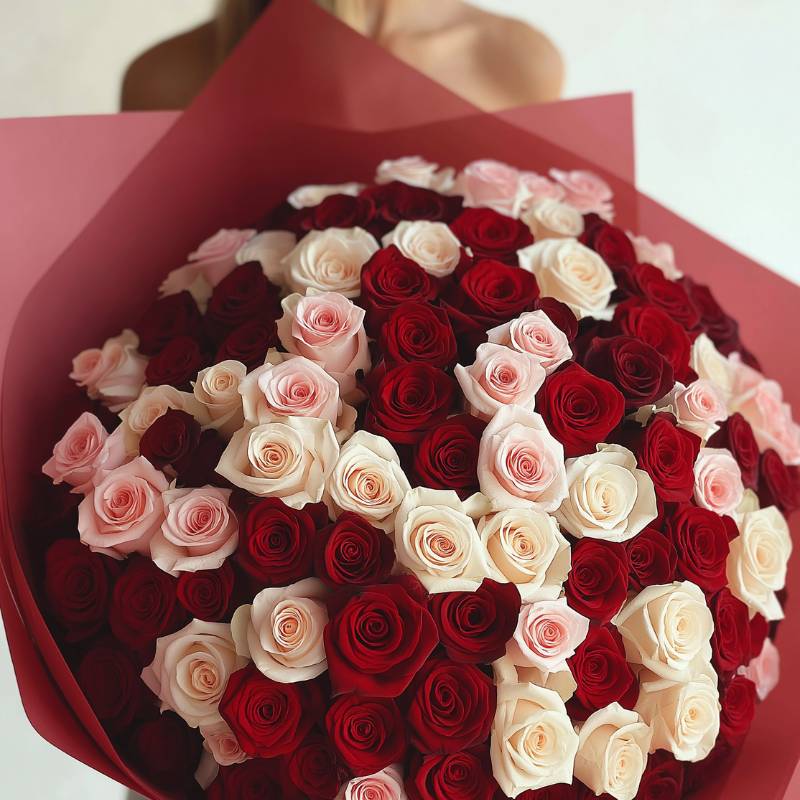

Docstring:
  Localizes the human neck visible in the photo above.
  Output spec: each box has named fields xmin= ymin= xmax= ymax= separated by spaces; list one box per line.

xmin=361 ymin=0 xmax=464 ymax=39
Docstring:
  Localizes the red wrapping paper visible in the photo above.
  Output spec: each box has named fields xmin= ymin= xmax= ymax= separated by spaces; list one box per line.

xmin=0 ymin=0 xmax=797 ymax=796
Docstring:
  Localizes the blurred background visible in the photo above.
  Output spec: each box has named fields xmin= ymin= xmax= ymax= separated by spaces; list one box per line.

xmin=1 ymin=0 xmax=798 ymax=796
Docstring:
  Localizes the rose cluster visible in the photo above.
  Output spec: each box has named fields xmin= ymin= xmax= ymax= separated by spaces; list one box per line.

xmin=39 ymin=155 xmax=796 ymax=800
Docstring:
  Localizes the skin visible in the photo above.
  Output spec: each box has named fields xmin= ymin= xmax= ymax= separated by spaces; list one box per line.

xmin=121 ymin=0 xmax=564 ymax=112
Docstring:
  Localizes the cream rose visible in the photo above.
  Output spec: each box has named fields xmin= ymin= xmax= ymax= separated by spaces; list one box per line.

xmin=518 ymin=238 xmax=615 ymax=319
xmin=727 ymin=506 xmax=791 ymax=620
xmin=479 ymin=508 xmax=570 ymax=601
xmin=492 ymin=654 xmax=577 ymax=703
xmin=282 ymin=227 xmax=379 ymax=298
xmin=549 ymin=168 xmax=614 ymax=220
xmin=216 ymin=417 xmax=338 ymax=508
xmin=690 ymin=334 xmax=733 ymax=402
xmin=231 ymin=577 xmax=328 ymax=683
xmin=521 ymin=198 xmax=585 ymax=241
xmin=487 ymin=310 xmax=572 ymax=375
xmin=325 ymin=431 xmax=411 ymax=532
xmin=574 ymin=704 xmax=651 ymax=800
xmin=738 ymin=637 xmax=780 ymax=701
xmin=382 ymin=220 xmax=462 ymax=278
xmin=490 ymin=682 xmax=579 ymax=797
xmin=627 ymin=233 xmax=682 ymax=280
xmin=556 ymin=444 xmax=657 ymax=542
xmin=193 ymin=360 xmax=247 ymax=438
xmin=673 ymin=379 xmax=728 ymax=442
xmin=693 ymin=447 xmax=744 ymax=517
xmin=159 ymin=265 xmax=213 ymax=311
xmin=477 ymin=405 xmax=568 ymax=513
xmin=187 ymin=228 xmax=257 ymax=286
xmin=141 ymin=619 xmax=247 ymax=728
xmin=287 ymin=182 xmax=363 ymax=209
xmin=235 ymin=229 xmax=297 ymax=286
xmin=613 ymin=581 xmax=714 ymax=682
xmin=375 ymin=156 xmax=454 ymax=192
xmin=337 ymin=766 xmax=407 ymax=800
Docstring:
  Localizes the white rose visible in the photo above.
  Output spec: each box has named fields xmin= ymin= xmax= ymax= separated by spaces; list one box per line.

xmin=490 ymin=682 xmax=579 ymax=797
xmin=673 ymin=379 xmax=728 ymax=442
xmin=231 ymin=577 xmax=328 ymax=683
xmin=282 ymin=227 xmax=379 ymax=298
xmin=492 ymin=654 xmax=577 ymax=702
xmin=325 ymin=430 xmax=411 ymax=532
xmin=613 ymin=581 xmax=714 ymax=682
xmin=693 ymin=447 xmax=744 ymax=517
xmin=574 ymin=703 xmax=651 ymax=800
xmin=287 ymin=182 xmax=364 ymax=209
xmin=235 ymin=230 xmax=297 ymax=286
xmin=556 ymin=444 xmax=657 ymax=542
xmin=215 ymin=417 xmax=338 ymax=508
xmin=375 ymin=156 xmax=454 ymax=192
xmin=521 ymin=198 xmax=585 ymax=241
xmin=518 ymin=238 xmax=615 ymax=319
xmin=382 ymin=220 xmax=462 ymax=278
xmin=690 ymin=334 xmax=733 ymax=402
xmin=727 ymin=506 xmax=792 ymax=620
xmin=486 ymin=310 xmax=572 ymax=374
xmin=193 ymin=360 xmax=247 ymax=438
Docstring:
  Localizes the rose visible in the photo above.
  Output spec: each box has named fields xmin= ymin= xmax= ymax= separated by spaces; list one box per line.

xmin=719 ymin=676 xmax=756 ymax=746
xmin=282 ymin=227 xmax=379 ymax=297
xmin=706 ymin=414 xmax=760 ymax=489
xmin=314 ymin=512 xmax=395 ymax=587
xmin=326 ymin=694 xmax=407 ymax=776
xmin=235 ymin=229 xmax=297 ymax=284
xmin=727 ymin=506 xmax=792 ymax=620
xmin=477 ymin=405 xmax=568 ymax=512
xmin=518 ymin=238 xmax=615 ymax=318
xmin=219 ymin=662 xmax=326 ymax=758
xmin=299 ymin=194 xmax=376 ymax=232
xmin=573 ymin=703 xmax=651 ymax=800
xmin=206 ymin=760 xmax=283 ymax=799
xmin=664 ymin=504 xmax=733 ymax=592
xmin=324 ymin=582 xmax=438 ymax=697
xmin=144 ymin=336 xmax=203 ymax=389
xmin=739 ymin=637 xmax=780 ymax=701
xmin=490 ymin=682 xmax=579 ymax=796
xmin=580 ymin=217 xmax=637 ymax=274
xmin=286 ymin=733 xmax=342 ymax=800
xmin=536 ymin=363 xmax=625 ymax=457
xmin=635 ymin=672 xmax=720 ymax=762
xmin=138 ymin=408 xmax=200 ymax=470
xmin=288 ymin=182 xmax=363 ymax=209
xmin=199 ymin=721 xmax=248 ymax=772
xmin=507 ymin=598 xmax=590 ymax=673
xmin=583 ymin=336 xmax=675 ymax=412
xmin=141 ymin=618 xmax=247 ymax=727
xmin=709 ymin=587 xmax=752 ymax=674
xmin=406 ymin=749 xmax=496 ymax=800
xmin=215 ymin=318 xmax=279 ymax=370
xmin=614 ymin=581 xmax=714 ymax=682
xmin=134 ymin=291 xmax=204 ymax=357
xmin=691 ymin=333 xmax=733 ymax=399
xmin=169 ymin=432 xmax=228 ymax=493
xmin=411 ymin=415 xmax=484 ymax=496
xmin=339 ymin=766 xmax=407 ymax=800
xmin=693 ymin=447 xmax=745 ymax=517
xmin=379 ymin=302 xmax=457 ymax=368
xmin=629 ymin=234 xmax=682 ymax=280
xmin=185 ymin=228 xmax=256 ymax=286
xmin=684 ymin=278 xmax=740 ymax=353
xmin=673 ymin=380 xmax=728 ymax=442
xmin=634 ymin=751 xmax=685 ymax=800
xmin=215 ymin=417 xmax=339 ymax=507
xmin=568 ymin=625 xmax=637 ymax=720
xmin=758 ymin=448 xmax=800 ymax=513
xmin=632 ymin=264 xmax=700 ymax=331
xmin=625 ymin=527 xmax=677 ymax=590
xmin=230 ymin=577 xmax=328 ymax=682
xmin=376 ymin=155 xmax=455 ymax=190
xmin=550 ymin=168 xmax=614 ymax=217
xmin=455 ymin=343 xmax=546 ymax=421
xmin=449 ymin=207 xmax=533 ymax=263
xmin=557 ymin=444 xmax=658 ymax=543
xmin=382 ymin=220 xmax=463 ymax=277
xmin=406 ymin=659 xmax=495 ymax=754
xmin=193 ymin=360 xmax=247 ymax=438
xmin=364 ymin=181 xmax=462 ymax=226
xmin=363 ymin=362 xmax=456 ymax=445
xmin=478 ymin=508 xmax=570 ymax=601
xmin=522 ymin=199 xmax=584 ymax=241
xmin=457 ymin=159 xmax=528 ymax=216
xmin=565 ymin=538 xmax=629 ymax=624
xmin=486 ymin=310 xmax=572 ymax=374
xmin=176 ymin=564 xmax=235 ymax=622
xmin=493 ymin=653 xmax=578 ymax=706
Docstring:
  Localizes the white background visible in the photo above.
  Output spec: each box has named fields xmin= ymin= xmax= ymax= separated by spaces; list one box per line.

xmin=1 ymin=1 xmax=798 ymax=797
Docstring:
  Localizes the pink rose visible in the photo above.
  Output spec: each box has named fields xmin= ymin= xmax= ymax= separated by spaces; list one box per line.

xmin=277 ymin=291 xmax=371 ymax=398
xmin=738 ymin=638 xmax=780 ymax=701
xmin=506 ymin=598 xmax=590 ymax=673
xmin=487 ymin=310 xmax=572 ymax=374
xmin=77 ymin=456 xmax=168 ymax=559
xmin=375 ymin=156 xmax=454 ymax=192
xmin=454 ymin=343 xmax=546 ymax=421
xmin=187 ymin=228 xmax=256 ymax=286
xmin=518 ymin=171 xmax=566 ymax=205
xmin=693 ymin=447 xmax=745 ymax=517
xmin=477 ymin=405 xmax=568 ymax=513
xmin=457 ymin=159 xmax=528 ymax=217
xmin=674 ymin=379 xmax=728 ymax=442
xmin=549 ymin=168 xmax=614 ymax=220
xmin=150 ymin=486 xmax=238 ymax=575
xmin=338 ymin=766 xmax=407 ymax=800
xmin=195 ymin=721 xmax=249 ymax=788
xmin=628 ymin=233 xmax=682 ymax=280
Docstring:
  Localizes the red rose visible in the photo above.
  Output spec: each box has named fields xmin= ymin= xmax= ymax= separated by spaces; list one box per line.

xmin=143 ymin=335 xmax=205 ymax=390
xmin=631 ymin=264 xmax=701 ymax=331
xmin=583 ymin=335 xmax=675 ymax=412
xmin=129 ymin=712 xmax=202 ymax=792
xmin=625 ymin=526 xmax=677 ymax=590
xmin=719 ymin=675 xmax=757 ymax=746
xmin=709 ymin=587 xmax=752 ymax=674
xmin=580 ymin=215 xmax=637 ymax=270
xmin=324 ymin=582 xmax=438 ymax=697
xmin=515 ymin=786 xmax=582 ymax=800
xmin=537 ymin=363 xmax=625 ymax=457
xmin=299 ymin=193 xmax=376 ymax=232
xmin=359 ymin=246 xmax=439 ymax=335
xmin=634 ymin=750 xmax=684 ymax=800
xmin=173 ymin=428 xmax=229 ymax=488
xmin=758 ymin=448 xmax=800 ymax=514
xmin=379 ymin=301 xmax=457 ymax=368
xmin=406 ymin=659 xmax=495 ymax=754
xmin=428 ymin=578 xmax=520 ymax=664
xmin=363 ymin=181 xmax=462 ymax=227
xmin=220 ymin=663 xmax=326 ymax=758
xmin=138 ymin=408 xmax=201 ymax=470
xmin=749 ymin=613 xmax=769 ymax=660
xmin=325 ymin=693 xmax=407 ymax=776
xmin=535 ymin=296 xmax=578 ymax=342
xmin=612 ymin=299 xmax=694 ymax=383
xmin=215 ymin=317 xmax=280 ymax=369
xmin=684 ymin=740 xmax=735 ymax=795
xmin=175 ymin=562 xmax=235 ymax=621
xmin=449 ymin=207 xmax=533 ymax=262
xmin=286 ymin=733 xmax=344 ymax=800
xmin=568 ymin=624 xmax=637 ymax=720
xmin=565 ymin=538 xmax=629 ymax=623
xmin=708 ymin=413 xmax=761 ymax=490
xmin=627 ymin=414 xmax=700 ymax=502
xmin=406 ymin=748 xmax=498 ymax=800
xmin=208 ymin=760 xmax=283 ymax=800
xmin=134 ymin=290 xmax=203 ymax=356
xmin=43 ymin=538 xmax=120 ymax=641
xmin=237 ymin=498 xmax=317 ymax=586
xmin=664 ymin=504 xmax=733 ymax=592
xmin=683 ymin=277 xmax=741 ymax=354
xmin=314 ymin=512 xmax=395 ymax=587
xmin=411 ymin=414 xmax=485 ymax=497
xmin=363 ymin=362 xmax=457 ymax=445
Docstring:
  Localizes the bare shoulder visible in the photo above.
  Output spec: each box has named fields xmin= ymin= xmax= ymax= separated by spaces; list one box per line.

xmin=120 ymin=23 xmax=217 ymax=111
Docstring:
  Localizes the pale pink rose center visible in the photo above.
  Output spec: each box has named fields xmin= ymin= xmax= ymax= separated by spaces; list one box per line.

xmin=251 ymin=440 xmax=296 ymax=477
xmin=499 ymin=440 xmax=556 ymax=497
xmin=99 ymin=478 xmax=150 ymax=528
xmin=528 ymin=616 xmax=568 ymax=656
xmin=346 ymin=466 xmax=391 ymax=506
xmin=483 ymin=360 xmax=524 ymax=398
xmin=62 ymin=429 xmax=102 ymax=464
xmin=189 ymin=657 xmax=220 ymax=696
